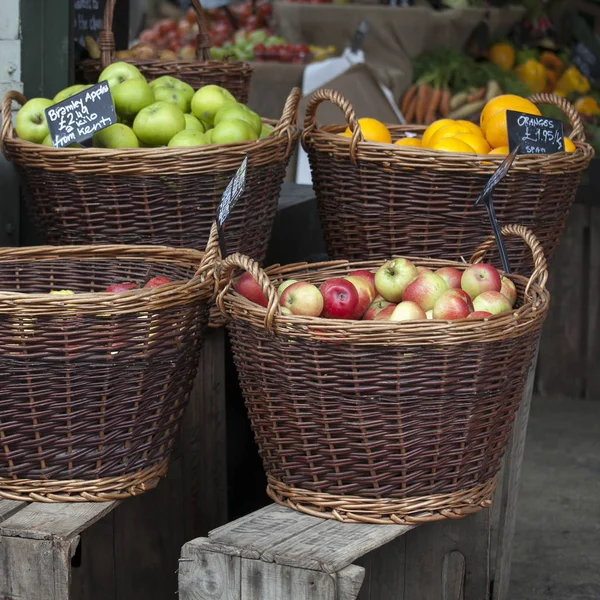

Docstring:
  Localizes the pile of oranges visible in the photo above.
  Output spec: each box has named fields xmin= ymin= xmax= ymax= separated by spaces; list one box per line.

xmin=339 ymin=94 xmax=576 ymax=154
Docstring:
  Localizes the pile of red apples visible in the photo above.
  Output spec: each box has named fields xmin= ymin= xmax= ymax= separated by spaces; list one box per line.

xmin=236 ymin=259 xmax=517 ymax=321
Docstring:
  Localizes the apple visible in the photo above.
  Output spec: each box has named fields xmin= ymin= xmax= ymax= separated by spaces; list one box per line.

xmin=260 ymin=123 xmax=274 ymax=138
xmin=432 ymin=289 xmax=471 ymax=320
xmin=277 ymin=279 xmax=297 ymax=297
xmin=133 ymin=102 xmax=186 ymax=147
xmin=105 ymin=282 xmax=138 ymax=293
xmin=443 ymin=288 xmax=474 ymax=312
xmin=472 ymin=291 xmax=512 ymax=315
xmin=280 ymin=306 xmax=292 ymax=315
xmin=435 ymin=267 xmax=462 ymax=290
xmin=402 ymin=273 xmax=448 ymax=311
xmin=374 ymin=258 xmax=418 ymax=303
xmin=152 ymin=87 xmax=193 ymax=114
xmin=214 ymin=103 xmax=262 ymax=137
xmin=416 ymin=266 xmax=432 ymax=275
xmin=280 ymin=281 xmax=323 ymax=316
xmin=461 ymin=263 xmax=502 ymax=300
xmin=167 ymin=130 xmax=210 ymax=147
xmin=53 ymin=84 xmax=87 ymax=103
xmin=500 ymin=276 xmax=517 ymax=307
xmin=184 ymin=113 xmax=205 ymax=132
xmin=144 ymin=276 xmax=171 ymax=288
xmin=49 ymin=289 xmax=75 ymax=296
xmin=363 ymin=296 xmax=394 ymax=320
xmin=42 ymin=134 xmax=53 ymax=146
xmin=98 ymin=61 xmax=145 ymax=90
xmin=93 ymin=123 xmax=139 ymax=148
xmin=467 ymin=311 xmax=492 ymax=319
xmin=345 ymin=275 xmax=375 ymax=319
xmin=16 ymin=98 xmax=54 ymax=144
xmin=211 ymin=119 xmax=258 ymax=144
xmin=319 ymin=278 xmax=359 ymax=319
xmin=389 ymin=301 xmax=427 ymax=322
xmin=149 ymin=76 xmax=194 ymax=113
xmin=236 ymin=272 xmax=268 ymax=307
xmin=191 ymin=84 xmax=236 ymax=124
xmin=348 ymin=269 xmax=376 ymax=298
xmin=426 ymin=309 xmax=433 ymax=319
xmin=112 ymin=78 xmax=155 ymax=122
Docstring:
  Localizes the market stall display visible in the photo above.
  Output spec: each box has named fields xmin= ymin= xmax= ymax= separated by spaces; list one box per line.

xmin=217 ymin=224 xmax=550 ymax=523
xmin=0 ymin=228 xmax=219 ymax=502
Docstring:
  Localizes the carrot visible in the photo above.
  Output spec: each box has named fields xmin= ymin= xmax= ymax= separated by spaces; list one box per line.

xmin=404 ymin=93 xmax=418 ymax=123
xmin=415 ymin=83 xmax=431 ymax=125
xmin=439 ymin=87 xmax=451 ymax=118
xmin=425 ymin=86 xmax=442 ymax=125
xmin=401 ymin=85 xmax=418 ymax=116
xmin=466 ymin=87 xmax=486 ymax=103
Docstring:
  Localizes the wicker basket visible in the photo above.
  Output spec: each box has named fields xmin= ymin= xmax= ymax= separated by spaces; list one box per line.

xmin=79 ymin=0 xmax=253 ymax=103
xmin=0 ymin=225 xmax=219 ymax=502
xmin=302 ymin=89 xmax=594 ymax=272
xmin=216 ymin=225 xmax=550 ymax=524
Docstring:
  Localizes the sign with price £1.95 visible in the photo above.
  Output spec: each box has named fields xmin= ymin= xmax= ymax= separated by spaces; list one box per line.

xmin=506 ymin=110 xmax=565 ymax=156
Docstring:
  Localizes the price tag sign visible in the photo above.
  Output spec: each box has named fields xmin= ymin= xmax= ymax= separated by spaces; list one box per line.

xmin=45 ymin=81 xmax=116 ymax=148
xmin=570 ymin=42 xmax=600 ymax=84
xmin=216 ymin=156 xmax=248 ymax=256
xmin=507 ymin=110 xmax=565 ymax=156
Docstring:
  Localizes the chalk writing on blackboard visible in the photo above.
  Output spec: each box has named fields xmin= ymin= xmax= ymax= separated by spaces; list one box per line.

xmin=73 ymin=0 xmax=104 ymax=47
xmin=506 ymin=110 xmax=565 ymax=155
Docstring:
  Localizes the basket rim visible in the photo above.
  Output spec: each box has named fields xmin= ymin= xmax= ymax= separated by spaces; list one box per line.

xmin=78 ymin=57 xmax=254 ymax=70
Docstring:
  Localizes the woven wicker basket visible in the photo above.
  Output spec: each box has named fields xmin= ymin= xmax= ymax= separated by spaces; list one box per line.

xmin=217 ymin=224 xmax=550 ymax=524
xmin=0 ymin=225 xmax=219 ymax=502
xmin=79 ymin=0 xmax=253 ymax=103
xmin=302 ymin=89 xmax=594 ymax=272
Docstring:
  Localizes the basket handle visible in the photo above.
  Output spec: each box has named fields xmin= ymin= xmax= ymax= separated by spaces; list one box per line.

xmin=301 ymin=89 xmax=363 ymax=165
xmin=99 ymin=0 xmax=212 ymax=68
xmin=195 ymin=222 xmax=221 ymax=299
xmin=271 ymin=87 xmax=301 ymax=158
xmin=470 ymin=224 xmax=548 ymax=298
xmin=529 ymin=93 xmax=585 ymax=143
xmin=1 ymin=90 xmax=25 ymax=158
xmin=216 ymin=253 xmax=281 ymax=333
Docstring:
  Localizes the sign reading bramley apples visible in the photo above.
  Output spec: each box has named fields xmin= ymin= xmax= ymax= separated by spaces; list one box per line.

xmin=45 ymin=82 xmax=117 ymax=148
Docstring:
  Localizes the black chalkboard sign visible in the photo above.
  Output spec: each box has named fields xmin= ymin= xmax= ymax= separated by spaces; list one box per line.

xmin=507 ymin=110 xmax=565 ymax=155
xmin=570 ymin=42 xmax=600 ymax=84
xmin=73 ymin=0 xmax=129 ymax=55
xmin=45 ymin=81 xmax=116 ymax=148
xmin=216 ymin=156 xmax=248 ymax=255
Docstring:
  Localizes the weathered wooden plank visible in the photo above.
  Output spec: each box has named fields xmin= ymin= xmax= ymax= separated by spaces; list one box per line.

xmin=0 ymin=498 xmax=25 ymax=520
xmin=586 ymin=204 xmax=600 ymax=399
xmin=442 ymin=551 xmax=466 ymax=600
xmin=336 ymin=564 xmax=365 ymax=600
xmin=357 ymin=535 xmax=406 ymax=600
xmin=0 ymin=500 xmax=118 ymax=540
xmin=492 ymin=344 xmax=539 ymax=600
xmin=241 ymin=558 xmax=336 ymax=600
xmin=179 ymin=544 xmax=241 ymax=600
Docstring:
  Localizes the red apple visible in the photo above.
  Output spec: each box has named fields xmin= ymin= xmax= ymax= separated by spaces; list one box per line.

xmin=319 ymin=278 xmax=359 ymax=319
xmin=467 ymin=311 xmax=492 ymax=319
xmin=417 ymin=266 xmax=432 ymax=275
xmin=432 ymin=289 xmax=471 ymax=320
xmin=105 ymin=282 xmax=138 ymax=293
xmin=443 ymin=288 xmax=474 ymax=312
xmin=402 ymin=272 xmax=448 ymax=311
xmin=461 ymin=263 xmax=502 ymax=299
xmin=277 ymin=279 xmax=297 ymax=297
xmin=280 ymin=281 xmax=323 ymax=316
xmin=348 ymin=269 xmax=376 ymax=298
xmin=435 ymin=267 xmax=462 ymax=289
xmin=500 ymin=276 xmax=517 ymax=307
xmin=374 ymin=258 xmax=418 ymax=303
xmin=363 ymin=296 xmax=396 ymax=320
xmin=345 ymin=275 xmax=375 ymax=319
xmin=389 ymin=301 xmax=427 ymax=322
xmin=374 ymin=303 xmax=397 ymax=320
xmin=236 ymin=272 xmax=268 ymax=307
xmin=144 ymin=276 xmax=171 ymax=288
xmin=472 ymin=291 xmax=512 ymax=315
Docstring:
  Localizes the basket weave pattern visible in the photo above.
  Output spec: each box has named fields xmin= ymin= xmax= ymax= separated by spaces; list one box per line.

xmin=217 ymin=225 xmax=550 ymax=524
xmin=302 ymin=90 xmax=594 ymax=272
xmin=0 ymin=236 xmax=218 ymax=502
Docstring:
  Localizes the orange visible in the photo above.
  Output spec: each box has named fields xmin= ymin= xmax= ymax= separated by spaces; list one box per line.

xmin=455 ymin=120 xmax=483 ymax=136
xmin=421 ymin=119 xmax=454 ymax=147
xmin=338 ymin=130 xmax=352 ymax=138
xmin=564 ymin=137 xmax=576 ymax=152
xmin=427 ymin=123 xmax=473 ymax=148
xmin=430 ymin=138 xmax=475 ymax=154
xmin=394 ymin=137 xmax=422 ymax=148
xmin=489 ymin=146 xmax=509 ymax=154
xmin=488 ymin=42 xmax=516 ymax=71
xmin=454 ymin=133 xmax=491 ymax=154
xmin=343 ymin=118 xmax=391 ymax=143
xmin=480 ymin=94 xmax=541 ymax=136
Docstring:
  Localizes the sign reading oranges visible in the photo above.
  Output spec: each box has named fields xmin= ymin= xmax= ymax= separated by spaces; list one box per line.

xmin=506 ymin=110 xmax=565 ymax=155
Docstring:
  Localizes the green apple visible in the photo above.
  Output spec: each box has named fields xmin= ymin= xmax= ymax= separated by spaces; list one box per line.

xmin=214 ymin=103 xmax=262 ymax=137
xmin=15 ymin=98 xmax=54 ymax=144
xmin=191 ymin=85 xmax=236 ymax=124
xmin=204 ymin=128 xmax=213 ymax=143
xmin=260 ymin=123 xmax=274 ymax=138
xmin=111 ymin=78 xmax=154 ymax=123
xmin=211 ymin=119 xmax=258 ymax=144
xmin=133 ymin=101 xmax=186 ymax=146
xmin=248 ymin=30 xmax=269 ymax=45
xmin=167 ymin=130 xmax=210 ymax=147
xmin=53 ymin=84 xmax=87 ymax=103
xmin=184 ymin=113 xmax=205 ymax=132
xmin=98 ymin=61 xmax=145 ymax=90
xmin=93 ymin=123 xmax=140 ymax=148
xmin=41 ymin=133 xmax=78 ymax=148
xmin=210 ymin=47 xmax=227 ymax=60
xmin=149 ymin=76 xmax=194 ymax=112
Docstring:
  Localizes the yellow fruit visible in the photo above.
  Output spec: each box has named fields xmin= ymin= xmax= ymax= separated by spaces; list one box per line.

xmin=421 ymin=119 xmax=454 ymax=147
xmin=489 ymin=42 xmax=516 ymax=71
xmin=430 ymin=138 xmax=475 ymax=154
xmin=480 ymin=95 xmax=541 ymax=136
xmin=338 ymin=130 xmax=352 ymax=138
xmin=489 ymin=146 xmax=509 ymax=155
xmin=394 ymin=137 xmax=422 ymax=147
xmin=427 ymin=123 xmax=473 ymax=148
xmin=564 ymin=137 xmax=576 ymax=152
xmin=455 ymin=120 xmax=483 ymax=136
xmin=454 ymin=133 xmax=491 ymax=154
xmin=343 ymin=118 xmax=391 ymax=143
xmin=485 ymin=111 xmax=513 ymax=149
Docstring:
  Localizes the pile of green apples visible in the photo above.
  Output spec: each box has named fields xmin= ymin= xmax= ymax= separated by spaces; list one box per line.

xmin=14 ymin=62 xmax=272 ymax=149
